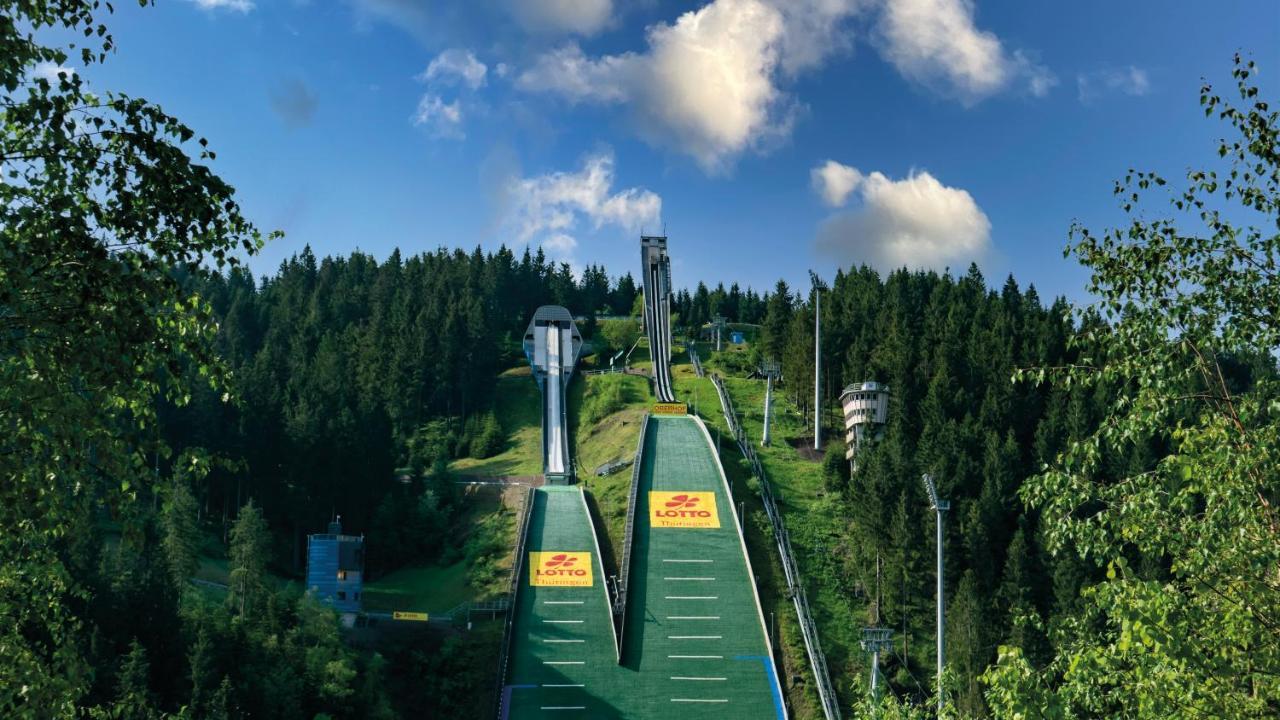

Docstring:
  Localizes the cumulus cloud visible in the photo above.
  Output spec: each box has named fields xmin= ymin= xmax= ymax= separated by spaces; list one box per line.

xmin=187 ymin=0 xmax=253 ymax=12
xmin=770 ymin=0 xmax=865 ymax=76
xmin=508 ymin=0 xmax=614 ymax=36
xmin=877 ymin=0 xmax=1053 ymax=102
xmin=421 ymin=48 xmax=487 ymax=89
xmin=506 ymin=151 xmax=661 ymax=261
xmin=518 ymin=0 xmax=792 ymax=172
xmin=1077 ymin=65 xmax=1150 ymax=103
xmin=811 ymin=160 xmax=864 ymax=207
xmin=814 ymin=165 xmax=991 ymax=272
xmin=411 ymin=94 xmax=464 ymax=138
xmin=268 ymin=78 xmax=318 ymax=128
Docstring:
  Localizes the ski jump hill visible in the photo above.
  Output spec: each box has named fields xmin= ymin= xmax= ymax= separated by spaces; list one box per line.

xmin=498 ymin=237 xmax=786 ymax=719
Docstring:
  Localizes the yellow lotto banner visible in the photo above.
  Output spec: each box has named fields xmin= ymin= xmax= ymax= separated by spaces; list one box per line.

xmin=529 ymin=552 xmax=594 ymax=587
xmin=649 ymin=491 xmax=720 ymax=529
xmin=392 ymin=611 xmax=429 ymax=622
xmin=652 ymin=402 xmax=687 ymax=415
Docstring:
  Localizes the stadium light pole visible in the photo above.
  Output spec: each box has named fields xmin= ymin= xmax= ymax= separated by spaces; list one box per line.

xmin=810 ymin=272 xmax=824 ymax=451
xmin=922 ymin=473 xmax=949 ymax=716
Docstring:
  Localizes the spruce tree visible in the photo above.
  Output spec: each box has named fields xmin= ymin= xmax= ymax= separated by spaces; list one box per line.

xmin=162 ymin=476 xmax=201 ymax=596
xmin=227 ymin=500 xmax=270 ymax=618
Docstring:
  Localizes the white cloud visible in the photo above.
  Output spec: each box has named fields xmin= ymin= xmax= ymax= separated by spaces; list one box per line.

xmin=814 ymin=166 xmax=991 ymax=272
xmin=811 ymin=160 xmax=864 ymax=207
xmin=516 ymin=43 xmax=634 ymax=103
xmin=769 ymin=0 xmax=865 ymax=76
xmin=421 ymin=49 xmax=487 ymax=89
xmin=1077 ymin=65 xmax=1150 ymax=103
xmin=411 ymin=94 xmax=464 ymax=139
xmin=30 ymin=62 xmax=75 ymax=82
xmin=508 ymin=0 xmax=614 ymax=36
xmin=506 ymin=152 xmax=662 ymax=251
xmin=877 ymin=0 xmax=1052 ymax=102
xmin=188 ymin=0 xmax=254 ymax=12
xmin=542 ymin=233 xmax=579 ymax=257
xmin=518 ymin=0 xmax=792 ymax=172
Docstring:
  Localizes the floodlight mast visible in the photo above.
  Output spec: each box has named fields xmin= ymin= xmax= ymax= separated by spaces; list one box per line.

xmin=811 ymin=272 xmax=824 ymax=452
xmin=761 ymin=361 xmax=780 ymax=447
xmin=922 ymin=473 xmax=949 ymax=716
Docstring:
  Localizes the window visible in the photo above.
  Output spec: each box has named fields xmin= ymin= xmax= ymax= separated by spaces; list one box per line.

xmin=337 ymin=570 xmax=347 ymax=581
xmin=355 ymin=592 xmax=360 ymax=600
xmin=337 ymin=591 xmax=346 ymax=600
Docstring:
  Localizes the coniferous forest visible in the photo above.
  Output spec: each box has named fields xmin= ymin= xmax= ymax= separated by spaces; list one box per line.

xmin=3 ymin=2 xmax=1278 ymax=719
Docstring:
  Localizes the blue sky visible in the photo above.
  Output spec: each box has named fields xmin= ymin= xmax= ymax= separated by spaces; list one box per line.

xmin=63 ymin=0 xmax=1279 ymax=301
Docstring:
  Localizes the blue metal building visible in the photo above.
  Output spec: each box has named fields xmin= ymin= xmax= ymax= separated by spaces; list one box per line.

xmin=305 ymin=518 xmax=364 ymax=613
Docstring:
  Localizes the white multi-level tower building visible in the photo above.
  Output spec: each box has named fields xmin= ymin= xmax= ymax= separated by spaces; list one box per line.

xmin=840 ymin=381 xmax=890 ymax=462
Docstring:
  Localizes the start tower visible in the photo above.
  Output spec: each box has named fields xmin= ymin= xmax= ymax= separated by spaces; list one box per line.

xmin=641 ymin=235 xmax=676 ymax=403
xmin=523 ymin=306 xmax=582 ymax=484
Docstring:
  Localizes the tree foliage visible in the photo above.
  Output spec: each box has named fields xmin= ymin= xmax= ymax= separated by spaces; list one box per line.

xmin=0 ymin=0 xmax=269 ymax=714
xmin=986 ymin=55 xmax=1280 ymax=718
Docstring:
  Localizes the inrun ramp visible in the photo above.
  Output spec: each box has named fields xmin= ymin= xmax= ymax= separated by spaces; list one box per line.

xmin=503 ymin=487 xmax=618 ymax=718
xmin=523 ymin=306 xmax=582 ymax=483
xmin=640 ymin=235 xmax=676 ymax=403
xmin=620 ymin=415 xmax=787 ymax=719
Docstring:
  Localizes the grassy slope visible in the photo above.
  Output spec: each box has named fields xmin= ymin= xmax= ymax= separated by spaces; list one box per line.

xmin=451 ymin=366 xmax=543 ymax=477
xmin=362 ymin=561 xmax=469 ymax=614
xmin=363 ymin=485 xmax=521 ymax=615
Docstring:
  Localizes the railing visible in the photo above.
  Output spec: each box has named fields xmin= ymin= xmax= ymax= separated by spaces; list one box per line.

xmin=614 ymin=412 xmax=650 ymax=642
xmin=710 ymin=374 xmax=842 ymax=720
xmin=690 ymin=344 xmax=705 ymax=378
xmin=494 ymin=486 xmax=535 ymax=719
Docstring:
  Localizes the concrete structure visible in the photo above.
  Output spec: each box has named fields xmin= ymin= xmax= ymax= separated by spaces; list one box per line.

xmin=306 ymin=518 xmax=364 ymax=613
xmin=640 ymin=235 xmax=676 ymax=403
xmin=840 ymin=381 xmax=890 ymax=461
xmin=523 ymin=306 xmax=583 ymax=484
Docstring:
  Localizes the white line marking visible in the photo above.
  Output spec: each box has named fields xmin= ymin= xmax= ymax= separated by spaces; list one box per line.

xmin=668 ymin=655 xmax=724 ymax=659
xmin=543 ymin=661 xmax=585 ymax=665
xmin=668 ymin=635 xmax=722 ymax=640
xmin=542 ymin=639 xmax=585 ymax=643
xmin=663 ymin=559 xmax=713 ymax=563
xmin=671 ymin=677 xmax=728 ymax=681
xmin=541 ymin=707 xmax=586 ymax=710
xmin=664 ymin=596 xmax=718 ymax=600
xmin=671 ymin=699 xmax=729 ymax=703
xmin=542 ymin=620 xmax=584 ymax=624
xmin=664 ymin=577 xmax=715 ymax=581
xmin=666 ymin=616 xmax=721 ymax=620
xmin=543 ymin=684 xmax=585 ymax=688
xmin=543 ymin=601 xmax=584 ymax=605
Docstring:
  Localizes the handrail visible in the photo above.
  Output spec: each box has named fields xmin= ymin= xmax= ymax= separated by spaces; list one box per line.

xmin=614 ymin=411 xmax=650 ymax=645
xmin=710 ymin=374 xmax=842 ymax=720
xmin=494 ymin=486 xmax=535 ymax=719
xmin=689 ymin=344 xmax=705 ymax=378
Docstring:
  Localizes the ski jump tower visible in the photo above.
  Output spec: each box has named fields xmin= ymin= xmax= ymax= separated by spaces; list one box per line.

xmin=641 ymin=235 xmax=676 ymax=403
xmin=523 ymin=306 xmax=583 ymax=484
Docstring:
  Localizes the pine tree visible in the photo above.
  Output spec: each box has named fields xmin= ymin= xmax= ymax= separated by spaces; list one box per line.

xmin=227 ymin=500 xmax=270 ymax=618
xmin=117 ymin=639 xmax=157 ymax=720
xmin=760 ymin=280 xmax=792 ymax=362
xmin=162 ymin=477 xmax=201 ymax=596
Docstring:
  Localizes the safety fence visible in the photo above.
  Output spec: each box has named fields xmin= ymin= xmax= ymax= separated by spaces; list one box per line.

xmin=689 ymin=344 xmax=705 ymax=378
xmin=494 ymin=486 xmax=535 ymax=719
xmin=613 ymin=412 xmax=650 ymax=642
xmin=709 ymin=374 xmax=842 ymax=720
